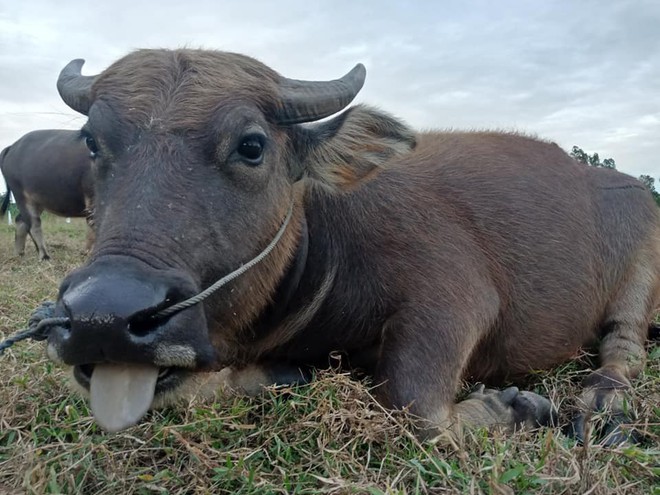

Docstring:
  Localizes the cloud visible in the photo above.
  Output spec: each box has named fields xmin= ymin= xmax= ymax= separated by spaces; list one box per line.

xmin=1 ymin=0 xmax=659 ymax=188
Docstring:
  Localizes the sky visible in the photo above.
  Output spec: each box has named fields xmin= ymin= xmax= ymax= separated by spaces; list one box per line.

xmin=1 ymin=0 xmax=659 ymax=195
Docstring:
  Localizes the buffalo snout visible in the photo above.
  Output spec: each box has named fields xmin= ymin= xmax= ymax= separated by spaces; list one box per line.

xmin=47 ymin=255 xmax=218 ymax=431
xmin=48 ymin=255 xmax=217 ymax=372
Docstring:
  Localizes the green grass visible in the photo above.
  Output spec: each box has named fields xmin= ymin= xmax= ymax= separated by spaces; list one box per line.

xmin=0 ymin=217 xmax=658 ymax=494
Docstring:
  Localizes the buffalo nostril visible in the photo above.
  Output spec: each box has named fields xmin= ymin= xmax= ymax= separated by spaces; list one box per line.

xmin=126 ymin=287 xmax=191 ymax=337
xmin=127 ymin=316 xmax=161 ymax=337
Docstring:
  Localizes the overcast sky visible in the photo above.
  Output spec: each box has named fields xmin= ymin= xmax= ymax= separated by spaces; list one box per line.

xmin=1 ymin=0 xmax=659 ymax=195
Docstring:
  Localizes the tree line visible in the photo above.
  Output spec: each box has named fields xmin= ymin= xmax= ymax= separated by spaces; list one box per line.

xmin=570 ymin=146 xmax=660 ymax=207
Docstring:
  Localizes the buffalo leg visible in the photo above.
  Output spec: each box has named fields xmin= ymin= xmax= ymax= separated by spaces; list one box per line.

xmin=372 ymin=303 xmax=554 ymax=439
xmin=25 ymin=205 xmax=49 ymax=260
xmin=12 ymin=193 xmax=31 ymax=256
xmin=168 ymin=363 xmax=314 ymax=404
xmin=13 ymin=214 xmax=29 ymax=256
xmin=218 ymin=363 xmax=313 ymax=395
xmin=571 ymin=245 xmax=659 ymax=444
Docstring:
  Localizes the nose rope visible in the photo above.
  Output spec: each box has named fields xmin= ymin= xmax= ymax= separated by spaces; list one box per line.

xmin=0 ymin=301 xmax=69 ymax=356
xmin=0 ymin=199 xmax=294 ymax=356
xmin=153 ymin=199 xmax=294 ymax=319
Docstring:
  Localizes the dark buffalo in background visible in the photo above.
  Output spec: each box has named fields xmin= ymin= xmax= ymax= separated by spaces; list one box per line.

xmin=0 ymin=129 xmax=94 ymax=260
xmin=46 ymin=49 xmax=659 ymax=439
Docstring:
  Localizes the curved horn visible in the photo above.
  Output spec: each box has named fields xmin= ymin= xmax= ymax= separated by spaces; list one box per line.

xmin=57 ymin=59 xmax=97 ymax=116
xmin=277 ymin=63 xmax=366 ymax=125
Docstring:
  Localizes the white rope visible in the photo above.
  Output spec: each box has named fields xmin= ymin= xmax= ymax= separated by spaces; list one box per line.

xmin=154 ymin=199 xmax=294 ymax=319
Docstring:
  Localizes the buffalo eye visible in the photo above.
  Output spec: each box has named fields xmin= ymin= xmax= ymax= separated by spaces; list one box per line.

xmin=237 ymin=135 xmax=264 ymax=164
xmin=85 ymin=135 xmax=99 ymax=158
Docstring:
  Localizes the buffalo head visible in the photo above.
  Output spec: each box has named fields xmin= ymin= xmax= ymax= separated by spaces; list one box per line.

xmin=50 ymin=49 xmax=415 ymax=431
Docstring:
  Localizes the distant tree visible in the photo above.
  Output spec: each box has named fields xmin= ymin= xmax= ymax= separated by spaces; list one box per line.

xmin=638 ymin=174 xmax=660 ymax=207
xmin=570 ymin=146 xmax=616 ymax=169
xmin=639 ymin=174 xmax=655 ymax=190
xmin=571 ymin=146 xmax=659 ymax=207
xmin=602 ymin=158 xmax=616 ymax=169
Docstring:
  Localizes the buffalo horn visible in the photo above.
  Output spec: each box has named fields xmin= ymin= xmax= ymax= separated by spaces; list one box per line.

xmin=277 ymin=63 xmax=366 ymax=124
xmin=57 ymin=59 xmax=97 ymax=115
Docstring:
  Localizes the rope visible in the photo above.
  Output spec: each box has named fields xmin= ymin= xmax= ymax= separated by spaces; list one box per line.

xmin=154 ymin=199 xmax=294 ymax=319
xmin=0 ymin=300 xmax=68 ymax=356
xmin=0 ymin=198 xmax=295 ymax=355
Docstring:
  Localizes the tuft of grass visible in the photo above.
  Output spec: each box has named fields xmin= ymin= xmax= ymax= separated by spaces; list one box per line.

xmin=0 ymin=217 xmax=658 ymax=494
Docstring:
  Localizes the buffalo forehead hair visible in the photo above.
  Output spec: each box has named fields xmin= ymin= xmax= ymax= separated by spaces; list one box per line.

xmin=91 ymin=49 xmax=283 ymax=132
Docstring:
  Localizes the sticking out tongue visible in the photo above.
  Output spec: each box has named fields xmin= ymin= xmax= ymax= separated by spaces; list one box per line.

xmin=90 ymin=363 xmax=159 ymax=433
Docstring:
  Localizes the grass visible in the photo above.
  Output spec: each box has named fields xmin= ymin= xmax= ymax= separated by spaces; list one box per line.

xmin=0 ymin=216 xmax=658 ymax=494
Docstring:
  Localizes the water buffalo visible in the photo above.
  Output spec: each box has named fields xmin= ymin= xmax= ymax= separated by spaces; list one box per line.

xmin=0 ymin=129 xmax=94 ymax=260
xmin=47 ymin=49 xmax=660 ymax=439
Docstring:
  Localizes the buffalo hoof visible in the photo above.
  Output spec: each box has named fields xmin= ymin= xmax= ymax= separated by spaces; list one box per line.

xmin=468 ymin=384 xmax=557 ymax=429
xmin=566 ymin=411 xmax=641 ymax=446
xmin=568 ymin=367 xmax=643 ymax=446
xmin=510 ymin=389 xmax=558 ymax=428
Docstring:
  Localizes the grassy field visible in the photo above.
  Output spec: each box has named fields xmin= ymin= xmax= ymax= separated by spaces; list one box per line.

xmin=0 ymin=216 xmax=658 ymax=494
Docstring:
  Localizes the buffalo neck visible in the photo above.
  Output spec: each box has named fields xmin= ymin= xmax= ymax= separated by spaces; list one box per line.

xmin=249 ymin=213 xmax=310 ymax=337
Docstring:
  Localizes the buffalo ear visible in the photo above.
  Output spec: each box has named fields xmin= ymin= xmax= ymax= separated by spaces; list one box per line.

xmin=295 ymin=105 xmax=416 ymax=190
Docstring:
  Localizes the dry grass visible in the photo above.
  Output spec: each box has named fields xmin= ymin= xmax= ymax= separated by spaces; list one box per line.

xmin=0 ymin=217 xmax=658 ymax=495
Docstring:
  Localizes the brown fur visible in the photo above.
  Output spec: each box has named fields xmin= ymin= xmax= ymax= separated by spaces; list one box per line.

xmin=91 ymin=50 xmax=283 ymax=133
xmin=51 ymin=49 xmax=660 ymax=436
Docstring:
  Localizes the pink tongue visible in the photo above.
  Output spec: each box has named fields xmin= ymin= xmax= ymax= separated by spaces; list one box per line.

xmin=90 ymin=363 xmax=159 ymax=433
